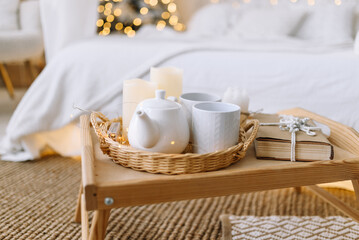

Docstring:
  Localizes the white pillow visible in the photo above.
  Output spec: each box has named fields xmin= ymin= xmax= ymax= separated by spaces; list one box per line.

xmin=297 ymin=5 xmax=355 ymax=44
xmin=187 ymin=3 xmax=233 ymax=37
xmin=233 ymin=8 xmax=306 ymax=40
xmin=0 ymin=0 xmax=19 ymax=30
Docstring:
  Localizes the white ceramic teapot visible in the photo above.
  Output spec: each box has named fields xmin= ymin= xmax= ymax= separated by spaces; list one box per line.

xmin=128 ymin=90 xmax=190 ymax=153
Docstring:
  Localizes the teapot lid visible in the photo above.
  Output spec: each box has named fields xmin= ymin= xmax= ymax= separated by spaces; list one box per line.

xmin=139 ymin=90 xmax=180 ymax=110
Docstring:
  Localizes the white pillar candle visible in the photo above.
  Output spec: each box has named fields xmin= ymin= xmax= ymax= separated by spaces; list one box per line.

xmin=222 ymin=87 xmax=250 ymax=113
xmin=150 ymin=67 xmax=183 ymax=99
xmin=122 ymin=79 xmax=157 ymax=139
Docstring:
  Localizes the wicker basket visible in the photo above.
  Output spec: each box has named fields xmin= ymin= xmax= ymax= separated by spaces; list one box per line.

xmin=90 ymin=112 xmax=259 ymax=175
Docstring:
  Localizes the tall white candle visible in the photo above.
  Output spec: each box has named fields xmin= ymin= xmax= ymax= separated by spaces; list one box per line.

xmin=122 ymin=79 xmax=157 ymax=139
xmin=150 ymin=67 xmax=183 ymax=99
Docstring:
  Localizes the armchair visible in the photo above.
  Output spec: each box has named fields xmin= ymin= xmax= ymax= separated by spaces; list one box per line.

xmin=0 ymin=0 xmax=43 ymax=98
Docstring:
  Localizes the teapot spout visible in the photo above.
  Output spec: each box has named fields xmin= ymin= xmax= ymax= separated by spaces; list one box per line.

xmin=129 ymin=110 xmax=160 ymax=149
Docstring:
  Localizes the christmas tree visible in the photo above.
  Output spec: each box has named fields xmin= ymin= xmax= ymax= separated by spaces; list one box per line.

xmin=97 ymin=0 xmax=185 ymax=37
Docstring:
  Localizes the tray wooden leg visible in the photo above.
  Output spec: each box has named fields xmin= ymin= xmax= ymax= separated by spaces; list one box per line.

xmin=306 ymin=185 xmax=359 ymax=222
xmin=81 ymin=194 xmax=89 ymax=240
xmin=89 ymin=209 xmax=111 ymax=240
xmin=74 ymin=183 xmax=83 ymax=223
xmin=351 ymin=180 xmax=359 ymax=205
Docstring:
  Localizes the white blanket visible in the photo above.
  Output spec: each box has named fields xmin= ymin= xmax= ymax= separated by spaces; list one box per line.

xmin=1 ymin=31 xmax=358 ymax=161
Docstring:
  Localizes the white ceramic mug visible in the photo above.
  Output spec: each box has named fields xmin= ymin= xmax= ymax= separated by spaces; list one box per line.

xmin=179 ymin=93 xmax=221 ymax=137
xmin=192 ymin=102 xmax=241 ymax=154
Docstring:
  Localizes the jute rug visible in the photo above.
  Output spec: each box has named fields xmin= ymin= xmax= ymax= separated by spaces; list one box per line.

xmin=0 ymin=156 xmax=358 ymax=240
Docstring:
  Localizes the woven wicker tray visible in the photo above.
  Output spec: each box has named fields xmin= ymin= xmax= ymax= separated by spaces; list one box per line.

xmin=90 ymin=112 xmax=259 ymax=175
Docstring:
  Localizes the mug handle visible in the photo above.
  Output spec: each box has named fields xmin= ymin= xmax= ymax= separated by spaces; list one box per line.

xmin=241 ymin=119 xmax=260 ymax=152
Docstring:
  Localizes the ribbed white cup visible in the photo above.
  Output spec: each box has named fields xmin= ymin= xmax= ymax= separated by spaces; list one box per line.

xmin=180 ymin=92 xmax=221 ymax=140
xmin=192 ymin=102 xmax=241 ymax=154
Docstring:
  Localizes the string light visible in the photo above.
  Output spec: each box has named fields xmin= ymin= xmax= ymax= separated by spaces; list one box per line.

xmin=96 ymin=19 xmax=104 ymax=27
xmin=133 ymin=18 xmax=142 ymax=26
xmin=174 ymin=23 xmax=185 ymax=31
xmin=167 ymin=3 xmax=176 ymax=12
xmin=103 ymin=28 xmax=111 ymax=35
xmin=114 ymin=8 xmax=122 ymax=16
xmin=115 ymin=22 xmax=123 ymax=30
xmin=169 ymin=15 xmax=178 ymax=25
xmin=270 ymin=0 xmax=278 ymax=5
xmin=161 ymin=11 xmax=170 ymax=19
xmin=140 ymin=7 xmax=149 ymax=15
xmin=124 ymin=26 xmax=132 ymax=34
xmin=97 ymin=5 xmax=105 ymax=13
xmin=106 ymin=15 xmax=115 ymax=22
xmin=127 ymin=30 xmax=136 ymax=37
xmin=307 ymin=0 xmax=315 ymax=5
xmin=156 ymin=20 xmax=166 ymax=31
xmin=149 ymin=0 xmax=158 ymax=6
xmin=104 ymin=9 xmax=111 ymax=16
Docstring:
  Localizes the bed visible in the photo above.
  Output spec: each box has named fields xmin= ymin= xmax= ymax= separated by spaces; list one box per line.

xmin=1 ymin=0 xmax=359 ymax=161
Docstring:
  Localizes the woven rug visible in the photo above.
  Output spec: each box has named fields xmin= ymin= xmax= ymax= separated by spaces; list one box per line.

xmin=0 ymin=156 xmax=358 ymax=240
xmin=220 ymin=215 xmax=359 ymax=240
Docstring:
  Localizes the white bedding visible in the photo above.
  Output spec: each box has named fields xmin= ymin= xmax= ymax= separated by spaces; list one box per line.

xmin=1 ymin=29 xmax=359 ymax=162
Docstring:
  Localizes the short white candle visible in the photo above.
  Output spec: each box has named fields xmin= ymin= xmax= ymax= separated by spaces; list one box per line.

xmin=122 ymin=79 xmax=157 ymax=139
xmin=222 ymin=87 xmax=250 ymax=113
xmin=150 ymin=67 xmax=183 ymax=99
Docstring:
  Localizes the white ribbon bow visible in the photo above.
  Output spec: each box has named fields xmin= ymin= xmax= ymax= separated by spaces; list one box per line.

xmin=260 ymin=115 xmax=321 ymax=162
